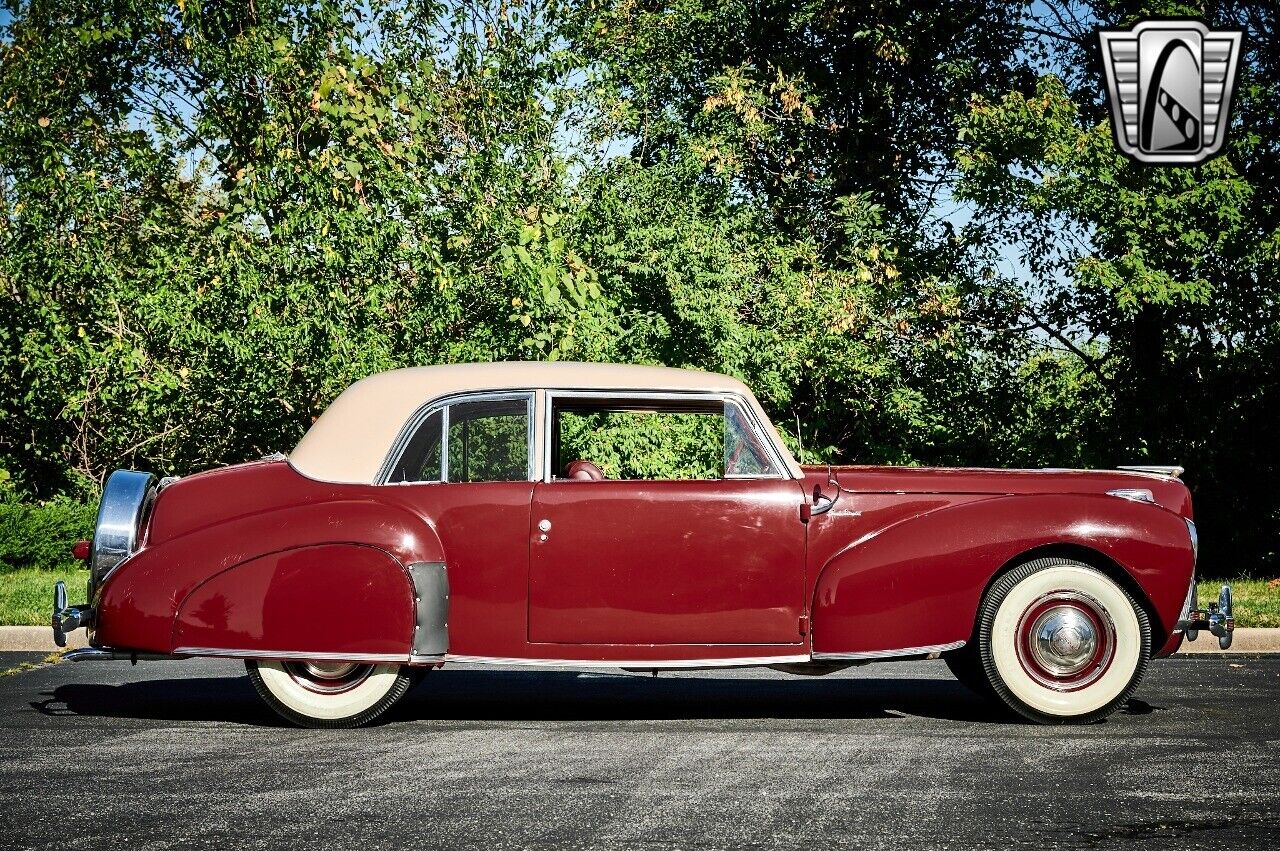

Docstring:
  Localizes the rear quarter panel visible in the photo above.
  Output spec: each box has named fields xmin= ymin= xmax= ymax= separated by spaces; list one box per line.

xmin=172 ymin=543 xmax=415 ymax=656
xmin=93 ymin=463 xmax=443 ymax=656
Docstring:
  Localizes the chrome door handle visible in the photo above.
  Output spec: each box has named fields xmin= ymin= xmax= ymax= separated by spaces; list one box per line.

xmin=537 ymin=518 xmax=551 ymax=541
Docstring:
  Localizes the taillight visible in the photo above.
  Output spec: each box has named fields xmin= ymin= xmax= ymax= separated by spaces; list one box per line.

xmin=72 ymin=540 xmax=91 ymax=561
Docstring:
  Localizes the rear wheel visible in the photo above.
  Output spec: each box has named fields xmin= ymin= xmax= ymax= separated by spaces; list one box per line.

xmin=973 ymin=558 xmax=1151 ymax=724
xmin=246 ymin=660 xmax=416 ymax=728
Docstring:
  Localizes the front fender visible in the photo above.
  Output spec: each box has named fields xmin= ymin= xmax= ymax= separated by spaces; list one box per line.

xmin=810 ymin=493 xmax=1195 ymax=656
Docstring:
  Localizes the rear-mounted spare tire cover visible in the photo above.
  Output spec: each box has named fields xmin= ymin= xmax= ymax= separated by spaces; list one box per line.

xmin=91 ymin=469 xmax=157 ymax=589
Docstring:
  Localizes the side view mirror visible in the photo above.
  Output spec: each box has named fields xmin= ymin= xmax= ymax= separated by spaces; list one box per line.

xmin=811 ymin=483 xmax=836 ymax=516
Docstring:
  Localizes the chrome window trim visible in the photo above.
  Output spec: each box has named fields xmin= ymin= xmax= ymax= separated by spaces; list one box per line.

xmin=376 ymin=390 xmax=536 ymax=485
xmin=541 ymin=388 xmax=792 ymax=483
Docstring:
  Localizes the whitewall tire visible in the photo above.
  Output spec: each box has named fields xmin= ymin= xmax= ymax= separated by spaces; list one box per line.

xmin=246 ymin=660 xmax=416 ymax=728
xmin=975 ymin=558 xmax=1151 ymax=724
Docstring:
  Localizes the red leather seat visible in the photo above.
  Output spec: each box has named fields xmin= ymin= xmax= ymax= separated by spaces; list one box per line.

xmin=565 ymin=460 xmax=605 ymax=481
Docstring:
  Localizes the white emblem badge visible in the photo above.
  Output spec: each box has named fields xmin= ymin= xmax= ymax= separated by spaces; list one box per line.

xmin=1098 ymin=20 xmax=1243 ymax=165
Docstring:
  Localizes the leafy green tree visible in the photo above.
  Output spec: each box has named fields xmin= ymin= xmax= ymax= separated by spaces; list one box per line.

xmin=0 ymin=0 xmax=620 ymax=493
xmin=2 ymin=0 xmax=1276 ymax=580
xmin=955 ymin=1 xmax=1280 ymax=575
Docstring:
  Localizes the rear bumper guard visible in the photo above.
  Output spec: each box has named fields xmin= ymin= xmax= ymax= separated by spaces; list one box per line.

xmin=1177 ymin=584 xmax=1234 ymax=650
xmin=51 ymin=580 xmax=94 ymax=649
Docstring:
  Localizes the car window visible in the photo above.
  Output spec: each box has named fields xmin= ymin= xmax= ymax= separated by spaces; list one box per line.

xmin=388 ymin=410 xmax=443 ymax=483
xmin=724 ymin=403 xmax=778 ymax=477
xmin=387 ymin=396 xmax=531 ymax=484
xmin=446 ymin=398 xmax=530 ymax=482
xmin=553 ymin=398 xmax=780 ymax=481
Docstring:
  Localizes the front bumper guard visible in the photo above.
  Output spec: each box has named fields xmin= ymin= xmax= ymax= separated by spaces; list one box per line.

xmin=1177 ymin=583 xmax=1234 ymax=650
xmin=51 ymin=580 xmax=94 ymax=649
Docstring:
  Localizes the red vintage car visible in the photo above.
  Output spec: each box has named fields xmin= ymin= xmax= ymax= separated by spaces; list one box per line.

xmin=53 ymin=362 xmax=1232 ymax=727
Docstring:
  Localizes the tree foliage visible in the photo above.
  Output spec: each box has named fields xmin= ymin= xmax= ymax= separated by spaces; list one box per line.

xmin=1 ymin=0 xmax=1277 ymax=577
xmin=954 ymin=1 xmax=1280 ymax=575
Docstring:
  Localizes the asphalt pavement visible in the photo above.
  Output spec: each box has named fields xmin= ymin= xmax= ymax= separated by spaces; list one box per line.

xmin=1 ymin=655 xmax=1277 ymax=850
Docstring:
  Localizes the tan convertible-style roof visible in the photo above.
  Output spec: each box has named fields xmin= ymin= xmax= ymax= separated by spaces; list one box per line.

xmin=290 ymin=362 xmax=801 ymax=483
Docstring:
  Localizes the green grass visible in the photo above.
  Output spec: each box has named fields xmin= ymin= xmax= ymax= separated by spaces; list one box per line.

xmin=0 ymin=652 xmax=64 ymax=677
xmin=0 ymin=568 xmax=89 ymax=626
xmin=1197 ymin=579 xmax=1280 ymax=629
xmin=1 ymin=570 xmax=1277 ymax=628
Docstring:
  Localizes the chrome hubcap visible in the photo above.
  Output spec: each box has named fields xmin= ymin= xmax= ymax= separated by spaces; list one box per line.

xmin=300 ymin=661 xmax=360 ymax=680
xmin=285 ymin=661 xmax=374 ymax=694
xmin=1029 ymin=607 xmax=1098 ymax=676
xmin=1015 ymin=591 xmax=1116 ymax=691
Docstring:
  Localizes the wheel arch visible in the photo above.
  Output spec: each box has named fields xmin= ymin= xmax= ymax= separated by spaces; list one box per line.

xmin=978 ymin=543 xmax=1164 ymax=642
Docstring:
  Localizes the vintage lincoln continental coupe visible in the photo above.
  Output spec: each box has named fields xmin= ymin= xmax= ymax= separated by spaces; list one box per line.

xmin=52 ymin=362 xmax=1232 ymax=726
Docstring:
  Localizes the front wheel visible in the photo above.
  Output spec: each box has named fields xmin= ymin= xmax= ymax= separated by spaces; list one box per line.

xmin=974 ymin=558 xmax=1151 ymax=724
xmin=246 ymin=660 xmax=416 ymax=728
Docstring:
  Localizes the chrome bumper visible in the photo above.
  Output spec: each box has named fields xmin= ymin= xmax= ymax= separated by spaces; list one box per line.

xmin=1177 ymin=584 xmax=1234 ymax=650
xmin=51 ymin=580 xmax=93 ymax=649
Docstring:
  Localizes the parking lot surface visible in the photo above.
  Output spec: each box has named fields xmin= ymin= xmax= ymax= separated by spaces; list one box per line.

xmin=2 ymin=655 xmax=1277 ymax=849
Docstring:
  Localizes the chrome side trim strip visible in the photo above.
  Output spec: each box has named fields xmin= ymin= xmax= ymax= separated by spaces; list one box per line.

xmin=1117 ymin=464 xmax=1184 ymax=478
xmin=174 ymin=646 xmax=966 ymax=666
xmin=173 ymin=647 xmax=410 ymax=664
xmin=64 ymin=648 xmax=179 ymax=662
xmin=441 ymin=653 xmax=811 ymax=668
xmin=812 ymin=640 xmax=965 ymax=662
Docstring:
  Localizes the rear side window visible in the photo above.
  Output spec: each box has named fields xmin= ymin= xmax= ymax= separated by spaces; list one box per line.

xmin=387 ymin=395 xmax=532 ymax=483
xmin=447 ymin=398 xmax=530 ymax=482
xmin=389 ymin=410 xmax=442 ymax=483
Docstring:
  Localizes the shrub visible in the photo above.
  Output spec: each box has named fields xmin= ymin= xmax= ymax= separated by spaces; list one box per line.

xmin=0 ymin=484 xmax=96 ymax=573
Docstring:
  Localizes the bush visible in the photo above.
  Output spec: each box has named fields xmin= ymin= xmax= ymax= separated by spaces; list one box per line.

xmin=0 ymin=487 xmax=96 ymax=573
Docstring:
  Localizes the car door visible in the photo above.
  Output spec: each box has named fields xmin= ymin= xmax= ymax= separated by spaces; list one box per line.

xmin=527 ymin=394 xmax=807 ymax=646
xmin=385 ymin=392 xmax=538 ymax=657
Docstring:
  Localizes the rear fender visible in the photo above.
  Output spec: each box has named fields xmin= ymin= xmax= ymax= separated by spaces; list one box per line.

xmin=95 ymin=499 xmax=446 ymax=656
xmin=810 ymin=493 xmax=1194 ymax=657
xmin=172 ymin=543 xmax=416 ymax=659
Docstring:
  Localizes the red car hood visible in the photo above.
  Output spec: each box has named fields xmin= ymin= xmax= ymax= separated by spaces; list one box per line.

xmin=802 ymin=465 xmax=1193 ymax=520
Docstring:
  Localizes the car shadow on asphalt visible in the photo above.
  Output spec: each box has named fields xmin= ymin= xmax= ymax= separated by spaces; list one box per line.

xmin=27 ymin=669 xmax=1085 ymax=726
xmin=32 ymin=676 xmax=286 ymax=727
xmin=395 ymin=670 xmax=1028 ymax=724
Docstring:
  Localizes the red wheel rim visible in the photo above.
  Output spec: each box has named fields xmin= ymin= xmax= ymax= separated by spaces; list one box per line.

xmin=1014 ymin=591 xmax=1115 ymax=692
